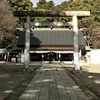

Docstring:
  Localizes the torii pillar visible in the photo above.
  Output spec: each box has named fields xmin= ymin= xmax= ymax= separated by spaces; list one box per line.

xmin=73 ymin=15 xmax=80 ymax=72
xmin=24 ymin=15 xmax=30 ymax=69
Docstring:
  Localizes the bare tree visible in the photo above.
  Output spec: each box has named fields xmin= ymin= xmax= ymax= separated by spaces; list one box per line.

xmin=0 ymin=0 xmax=15 ymax=47
xmin=91 ymin=26 xmax=100 ymax=48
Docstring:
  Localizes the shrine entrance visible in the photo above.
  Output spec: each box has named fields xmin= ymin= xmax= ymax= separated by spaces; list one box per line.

xmin=13 ymin=11 xmax=90 ymax=72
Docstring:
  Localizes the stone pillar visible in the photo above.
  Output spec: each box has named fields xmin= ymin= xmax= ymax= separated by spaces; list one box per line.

xmin=73 ymin=15 xmax=80 ymax=72
xmin=24 ymin=15 xmax=30 ymax=69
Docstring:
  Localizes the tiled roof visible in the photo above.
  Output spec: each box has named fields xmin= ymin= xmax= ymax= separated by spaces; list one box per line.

xmin=17 ymin=29 xmax=86 ymax=47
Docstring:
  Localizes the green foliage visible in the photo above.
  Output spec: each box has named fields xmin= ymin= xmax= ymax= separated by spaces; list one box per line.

xmin=35 ymin=0 xmax=54 ymax=10
xmin=6 ymin=0 xmax=34 ymax=28
xmin=7 ymin=0 xmax=33 ymax=11
xmin=45 ymin=1 xmax=55 ymax=10
xmin=36 ymin=0 xmax=46 ymax=9
xmin=34 ymin=0 xmax=100 ymax=48
xmin=89 ymin=0 xmax=100 ymax=25
xmin=5 ymin=0 xmax=100 ymax=48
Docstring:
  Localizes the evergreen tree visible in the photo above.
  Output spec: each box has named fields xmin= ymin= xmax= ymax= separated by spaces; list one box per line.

xmin=7 ymin=0 xmax=33 ymax=11
xmin=6 ymin=0 xmax=34 ymax=28
xmin=46 ymin=0 xmax=55 ymax=10
xmin=36 ymin=0 xmax=46 ymax=9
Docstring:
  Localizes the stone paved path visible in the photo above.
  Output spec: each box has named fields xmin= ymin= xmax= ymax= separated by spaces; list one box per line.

xmin=18 ymin=63 xmax=89 ymax=100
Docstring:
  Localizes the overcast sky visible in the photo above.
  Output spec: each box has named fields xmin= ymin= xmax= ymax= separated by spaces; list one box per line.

xmin=30 ymin=0 xmax=67 ymax=6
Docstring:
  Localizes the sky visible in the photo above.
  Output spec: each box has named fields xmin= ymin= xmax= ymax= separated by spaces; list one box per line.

xmin=30 ymin=0 xmax=67 ymax=6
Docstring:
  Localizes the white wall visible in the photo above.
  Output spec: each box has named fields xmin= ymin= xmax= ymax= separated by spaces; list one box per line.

xmin=90 ymin=49 xmax=100 ymax=64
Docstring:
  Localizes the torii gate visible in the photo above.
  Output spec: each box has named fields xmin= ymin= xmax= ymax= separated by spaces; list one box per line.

xmin=13 ymin=11 xmax=90 ymax=72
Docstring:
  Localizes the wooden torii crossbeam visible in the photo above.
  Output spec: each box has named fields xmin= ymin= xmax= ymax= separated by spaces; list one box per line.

xmin=13 ymin=11 xmax=90 ymax=72
xmin=13 ymin=11 xmax=90 ymax=17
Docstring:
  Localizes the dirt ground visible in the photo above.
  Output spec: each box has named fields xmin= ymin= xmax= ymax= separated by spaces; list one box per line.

xmin=0 ymin=62 xmax=41 ymax=100
xmin=79 ymin=63 xmax=100 ymax=98
xmin=0 ymin=61 xmax=100 ymax=99
xmin=64 ymin=61 xmax=100 ymax=98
